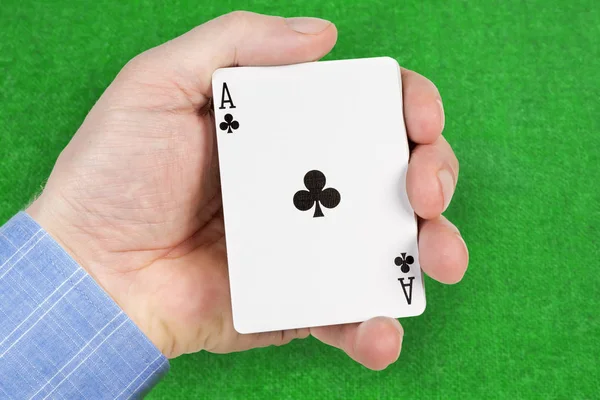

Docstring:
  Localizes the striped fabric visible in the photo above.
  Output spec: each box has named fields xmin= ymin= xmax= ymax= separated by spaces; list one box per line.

xmin=0 ymin=212 xmax=169 ymax=399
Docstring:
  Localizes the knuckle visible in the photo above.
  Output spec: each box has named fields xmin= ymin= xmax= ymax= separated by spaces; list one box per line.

xmin=221 ymin=10 xmax=253 ymax=25
xmin=276 ymin=331 xmax=291 ymax=346
xmin=122 ymin=50 xmax=153 ymax=73
xmin=274 ymin=329 xmax=307 ymax=347
xmin=117 ymin=54 xmax=150 ymax=83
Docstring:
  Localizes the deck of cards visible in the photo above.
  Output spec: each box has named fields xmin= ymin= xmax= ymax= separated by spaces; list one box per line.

xmin=212 ymin=57 xmax=426 ymax=334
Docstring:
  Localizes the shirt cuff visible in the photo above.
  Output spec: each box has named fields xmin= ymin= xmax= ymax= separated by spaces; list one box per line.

xmin=0 ymin=212 xmax=169 ymax=399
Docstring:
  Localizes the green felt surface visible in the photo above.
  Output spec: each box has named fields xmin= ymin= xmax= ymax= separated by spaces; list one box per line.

xmin=1 ymin=1 xmax=599 ymax=399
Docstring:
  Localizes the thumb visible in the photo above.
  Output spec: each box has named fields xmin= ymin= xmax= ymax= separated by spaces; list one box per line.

xmin=113 ymin=11 xmax=337 ymax=106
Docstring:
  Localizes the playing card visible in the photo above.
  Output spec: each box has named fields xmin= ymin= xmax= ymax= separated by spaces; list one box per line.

xmin=212 ymin=57 xmax=425 ymax=334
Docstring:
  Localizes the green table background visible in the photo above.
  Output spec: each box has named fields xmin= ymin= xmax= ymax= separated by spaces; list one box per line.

xmin=1 ymin=1 xmax=598 ymax=399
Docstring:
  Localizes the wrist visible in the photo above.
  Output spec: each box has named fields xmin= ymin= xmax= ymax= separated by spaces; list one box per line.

xmin=27 ymin=196 xmax=86 ymax=271
xmin=26 ymin=195 xmax=96 ymax=283
xmin=25 ymin=195 xmax=170 ymax=356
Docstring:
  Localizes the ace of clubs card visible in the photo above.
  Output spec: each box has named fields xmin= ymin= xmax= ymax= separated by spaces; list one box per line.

xmin=212 ymin=57 xmax=426 ymax=334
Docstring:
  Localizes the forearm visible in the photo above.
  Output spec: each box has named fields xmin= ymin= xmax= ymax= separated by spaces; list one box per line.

xmin=0 ymin=212 xmax=169 ymax=399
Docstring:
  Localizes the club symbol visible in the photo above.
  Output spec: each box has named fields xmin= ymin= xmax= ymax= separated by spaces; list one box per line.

xmin=293 ymin=170 xmax=341 ymax=218
xmin=219 ymin=113 xmax=239 ymax=133
xmin=394 ymin=253 xmax=414 ymax=273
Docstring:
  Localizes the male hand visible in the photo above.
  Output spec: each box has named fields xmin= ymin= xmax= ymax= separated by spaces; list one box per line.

xmin=27 ymin=11 xmax=468 ymax=370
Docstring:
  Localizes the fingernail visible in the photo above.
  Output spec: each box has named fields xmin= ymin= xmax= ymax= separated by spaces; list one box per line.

xmin=392 ymin=319 xmax=404 ymax=360
xmin=456 ymin=233 xmax=469 ymax=258
xmin=286 ymin=17 xmax=331 ymax=34
xmin=437 ymin=99 xmax=445 ymax=132
xmin=437 ymin=169 xmax=455 ymax=212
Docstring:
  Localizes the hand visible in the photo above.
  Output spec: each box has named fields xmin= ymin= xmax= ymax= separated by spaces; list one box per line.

xmin=27 ymin=11 xmax=468 ymax=370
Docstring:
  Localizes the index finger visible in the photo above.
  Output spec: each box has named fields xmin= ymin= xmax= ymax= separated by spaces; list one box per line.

xmin=402 ymin=68 xmax=445 ymax=144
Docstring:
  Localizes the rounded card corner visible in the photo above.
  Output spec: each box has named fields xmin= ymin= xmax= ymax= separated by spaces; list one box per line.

xmin=232 ymin=318 xmax=251 ymax=335
xmin=377 ymin=57 xmax=402 ymax=86
xmin=413 ymin=298 xmax=427 ymax=317
xmin=381 ymin=56 xmax=400 ymax=67
xmin=377 ymin=56 xmax=400 ymax=71
xmin=211 ymin=68 xmax=226 ymax=82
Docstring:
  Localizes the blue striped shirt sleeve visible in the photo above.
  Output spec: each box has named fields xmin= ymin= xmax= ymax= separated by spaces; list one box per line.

xmin=0 ymin=212 xmax=169 ymax=399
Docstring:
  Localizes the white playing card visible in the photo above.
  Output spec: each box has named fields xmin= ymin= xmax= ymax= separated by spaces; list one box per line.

xmin=212 ymin=57 xmax=425 ymax=334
